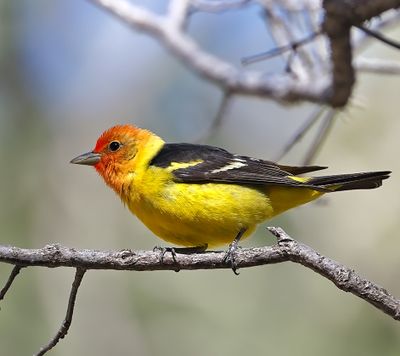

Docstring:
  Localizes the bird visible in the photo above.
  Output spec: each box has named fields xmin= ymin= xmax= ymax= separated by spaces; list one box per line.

xmin=71 ymin=124 xmax=390 ymax=271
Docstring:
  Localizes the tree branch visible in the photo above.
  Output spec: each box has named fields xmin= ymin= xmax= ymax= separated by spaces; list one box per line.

xmin=87 ymin=0 xmax=331 ymax=104
xmin=273 ymin=106 xmax=328 ymax=162
xmin=241 ymin=30 xmax=321 ymax=66
xmin=322 ymin=0 xmax=400 ymax=107
xmin=87 ymin=0 xmax=400 ymax=110
xmin=193 ymin=90 xmax=233 ymax=143
xmin=191 ymin=0 xmax=252 ymax=13
xmin=355 ymin=57 xmax=400 ymax=75
xmin=168 ymin=0 xmax=191 ymax=30
xmin=355 ymin=24 xmax=400 ymax=50
xmin=0 ymin=265 xmax=23 ymax=301
xmin=302 ymin=108 xmax=336 ymax=165
xmin=35 ymin=268 xmax=86 ymax=356
xmin=267 ymin=227 xmax=400 ymax=321
xmin=0 ymin=228 xmax=399 ymax=321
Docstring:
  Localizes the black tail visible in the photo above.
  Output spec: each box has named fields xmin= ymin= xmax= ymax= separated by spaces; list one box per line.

xmin=309 ymin=171 xmax=391 ymax=191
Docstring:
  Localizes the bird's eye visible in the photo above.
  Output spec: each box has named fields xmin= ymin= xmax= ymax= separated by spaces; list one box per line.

xmin=109 ymin=141 xmax=121 ymax=152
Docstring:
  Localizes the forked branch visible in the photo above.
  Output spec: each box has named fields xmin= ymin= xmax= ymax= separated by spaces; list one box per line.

xmin=87 ymin=0 xmax=400 ymax=107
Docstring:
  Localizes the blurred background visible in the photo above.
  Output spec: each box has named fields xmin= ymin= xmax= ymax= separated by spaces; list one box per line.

xmin=0 ymin=1 xmax=399 ymax=355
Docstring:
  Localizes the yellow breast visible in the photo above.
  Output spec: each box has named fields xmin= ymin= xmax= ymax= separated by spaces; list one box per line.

xmin=123 ymin=167 xmax=269 ymax=246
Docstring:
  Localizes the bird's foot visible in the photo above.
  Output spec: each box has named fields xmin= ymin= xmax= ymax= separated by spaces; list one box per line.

xmin=153 ymin=246 xmax=180 ymax=272
xmin=223 ymin=228 xmax=246 ymax=275
xmin=223 ymin=240 xmax=241 ymax=275
xmin=153 ymin=245 xmax=208 ymax=272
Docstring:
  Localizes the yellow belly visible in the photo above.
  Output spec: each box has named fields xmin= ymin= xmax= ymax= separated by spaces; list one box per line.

xmin=125 ymin=168 xmax=323 ymax=247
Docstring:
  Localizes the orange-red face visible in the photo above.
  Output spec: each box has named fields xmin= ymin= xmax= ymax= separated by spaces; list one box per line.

xmin=70 ymin=125 xmax=149 ymax=190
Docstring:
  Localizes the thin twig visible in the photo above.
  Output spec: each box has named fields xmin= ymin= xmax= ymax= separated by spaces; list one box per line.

xmin=191 ymin=0 xmax=252 ymax=13
xmin=193 ymin=91 xmax=233 ymax=143
xmin=242 ymin=30 xmax=321 ymax=65
xmin=35 ymin=268 xmax=86 ymax=356
xmin=355 ymin=57 xmax=400 ymax=75
xmin=274 ymin=106 xmax=327 ymax=161
xmin=0 ymin=265 xmax=22 ymax=301
xmin=355 ymin=24 xmax=400 ymax=50
xmin=353 ymin=10 xmax=400 ymax=50
xmin=302 ymin=108 xmax=336 ymax=165
xmin=262 ymin=5 xmax=313 ymax=81
xmin=168 ymin=0 xmax=191 ymax=30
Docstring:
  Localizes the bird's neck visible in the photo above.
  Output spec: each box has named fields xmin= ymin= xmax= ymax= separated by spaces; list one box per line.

xmin=116 ymin=133 xmax=165 ymax=204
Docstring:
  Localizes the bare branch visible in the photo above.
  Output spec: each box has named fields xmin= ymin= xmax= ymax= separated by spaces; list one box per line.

xmin=0 ymin=242 xmax=285 ymax=271
xmin=274 ymin=106 xmax=327 ymax=162
xmin=0 ymin=265 xmax=22 ymax=302
xmin=86 ymin=0 xmax=400 ymax=108
xmin=0 ymin=229 xmax=399 ymax=321
xmin=191 ymin=0 xmax=252 ymax=13
xmin=193 ymin=90 xmax=233 ymax=143
xmin=262 ymin=5 xmax=315 ymax=81
xmin=88 ymin=0 xmax=331 ymax=104
xmin=322 ymin=0 xmax=400 ymax=107
xmin=168 ymin=0 xmax=191 ymax=30
xmin=302 ymin=108 xmax=336 ymax=164
xmin=353 ymin=9 xmax=400 ymax=49
xmin=242 ymin=31 xmax=321 ymax=66
xmin=267 ymin=227 xmax=400 ymax=321
xmin=322 ymin=5 xmax=354 ymax=107
xmin=88 ymin=0 xmax=165 ymax=34
xmin=355 ymin=24 xmax=400 ymax=50
xmin=35 ymin=268 xmax=86 ymax=356
xmin=355 ymin=57 xmax=400 ymax=75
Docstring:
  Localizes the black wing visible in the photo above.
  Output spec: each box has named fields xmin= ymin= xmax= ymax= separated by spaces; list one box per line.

xmin=150 ymin=143 xmax=327 ymax=188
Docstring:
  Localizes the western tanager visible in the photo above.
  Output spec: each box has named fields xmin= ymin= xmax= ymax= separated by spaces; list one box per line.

xmin=71 ymin=124 xmax=390 ymax=263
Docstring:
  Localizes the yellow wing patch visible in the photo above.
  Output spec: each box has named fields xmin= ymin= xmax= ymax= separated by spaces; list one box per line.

xmin=166 ymin=160 xmax=204 ymax=172
xmin=287 ymin=176 xmax=311 ymax=183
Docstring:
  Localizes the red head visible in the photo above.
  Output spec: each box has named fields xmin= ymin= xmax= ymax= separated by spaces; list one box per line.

xmin=71 ymin=124 xmax=163 ymax=195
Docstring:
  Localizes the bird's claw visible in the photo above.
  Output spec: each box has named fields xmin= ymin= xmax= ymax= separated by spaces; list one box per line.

xmin=223 ymin=241 xmax=241 ymax=275
xmin=153 ymin=246 xmax=180 ymax=272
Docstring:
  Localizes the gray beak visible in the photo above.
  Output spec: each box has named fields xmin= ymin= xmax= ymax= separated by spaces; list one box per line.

xmin=70 ymin=151 xmax=101 ymax=166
